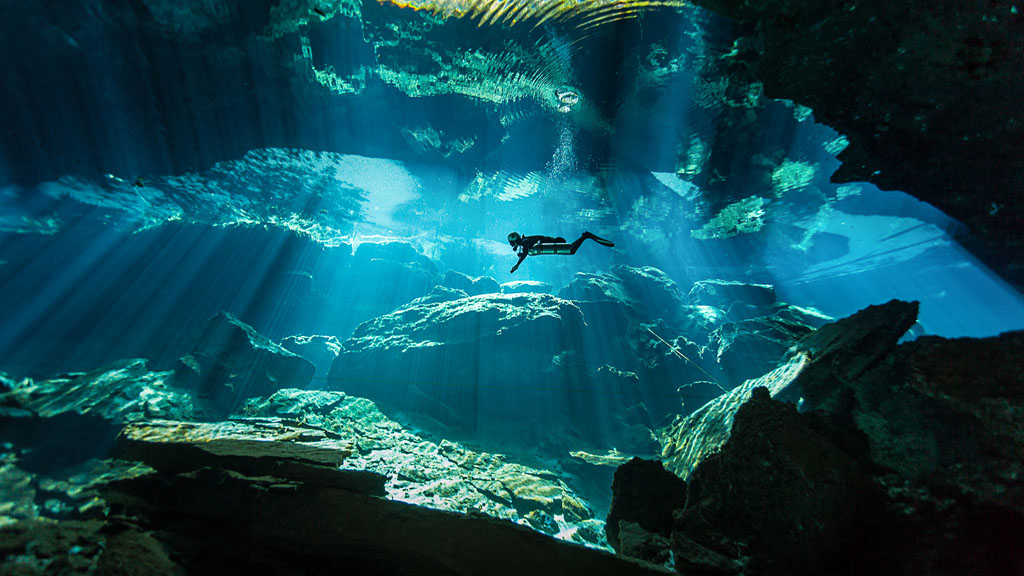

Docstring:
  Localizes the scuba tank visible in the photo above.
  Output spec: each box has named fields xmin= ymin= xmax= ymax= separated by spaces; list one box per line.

xmin=528 ymin=243 xmax=573 ymax=255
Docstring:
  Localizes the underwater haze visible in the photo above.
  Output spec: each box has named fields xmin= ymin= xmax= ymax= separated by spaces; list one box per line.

xmin=2 ymin=1 xmax=1023 ymax=574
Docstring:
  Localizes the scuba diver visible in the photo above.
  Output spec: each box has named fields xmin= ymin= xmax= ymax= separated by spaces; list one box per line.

xmin=507 ymin=231 xmax=615 ymax=274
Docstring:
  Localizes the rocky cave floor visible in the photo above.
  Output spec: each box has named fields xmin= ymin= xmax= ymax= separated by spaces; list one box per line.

xmin=1 ymin=264 xmax=1022 ymax=575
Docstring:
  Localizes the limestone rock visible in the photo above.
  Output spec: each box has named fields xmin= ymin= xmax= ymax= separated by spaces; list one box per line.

xmin=328 ymin=293 xmax=601 ymax=437
xmin=407 ymin=284 xmax=470 ymax=306
xmin=444 ymin=269 xmax=501 ymax=295
xmin=352 ymin=241 xmax=437 ymax=276
xmin=673 ymin=387 xmax=882 ymax=575
xmin=671 ymin=532 xmax=743 ymax=575
xmin=687 ymin=279 xmax=776 ymax=310
xmin=569 ymin=449 xmax=634 ymax=468
xmin=655 ymin=300 xmax=1024 ymax=573
xmin=174 ymin=311 xmax=315 ymax=414
xmin=605 ymin=458 xmax=686 ymax=553
xmin=0 ymin=518 xmax=184 ymax=575
xmin=708 ymin=315 xmax=816 ymax=383
xmin=902 ymin=332 xmax=1024 ymax=466
xmin=560 ymin=271 xmax=635 ymax=305
xmin=114 ymin=418 xmax=385 ymax=495
xmin=673 ymin=305 xmax=730 ymax=338
xmin=610 ymin=265 xmax=688 ymax=314
xmin=280 ymin=334 xmax=342 ymax=382
xmin=501 ymin=280 xmax=554 ymax=294
xmin=559 ymin=265 xmax=687 ymax=325
xmin=635 ymin=324 xmax=726 ymax=412
xmin=617 ymin=521 xmax=673 ymax=567
xmin=0 ymin=360 xmax=193 ymax=471
xmin=687 ymin=0 xmax=1024 ymax=286
xmin=244 ymin=389 xmax=601 ymax=543
xmin=345 ymin=242 xmax=442 ymax=320
xmin=661 ymin=299 xmax=920 ymax=480
xmin=99 ymin=466 xmax=672 ymax=576
xmin=0 ymin=359 xmax=191 ymax=424
xmin=676 ymin=381 xmax=728 ymax=412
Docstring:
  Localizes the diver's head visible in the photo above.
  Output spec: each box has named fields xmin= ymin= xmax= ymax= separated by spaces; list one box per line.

xmin=507 ymin=232 xmax=521 ymax=248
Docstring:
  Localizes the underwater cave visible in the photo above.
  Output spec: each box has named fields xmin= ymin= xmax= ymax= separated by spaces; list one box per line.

xmin=1 ymin=0 xmax=1022 ymax=574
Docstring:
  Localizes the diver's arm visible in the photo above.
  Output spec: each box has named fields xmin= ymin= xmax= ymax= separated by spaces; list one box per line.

xmin=510 ymin=251 xmax=527 ymax=274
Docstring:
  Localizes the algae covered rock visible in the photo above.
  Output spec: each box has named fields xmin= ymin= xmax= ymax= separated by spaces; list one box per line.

xmin=113 ymin=418 xmax=384 ymax=495
xmin=1 ymin=358 xmax=191 ymax=424
xmin=243 ymin=388 xmax=603 ymax=545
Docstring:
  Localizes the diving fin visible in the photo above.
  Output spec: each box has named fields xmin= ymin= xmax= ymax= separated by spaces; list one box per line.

xmin=586 ymin=232 xmax=615 ymax=247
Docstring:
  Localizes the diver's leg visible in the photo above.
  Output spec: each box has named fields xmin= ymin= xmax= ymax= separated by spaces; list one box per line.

xmin=585 ymin=231 xmax=615 ymax=247
xmin=568 ymin=234 xmax=588 ymax=255
xmin=568 ymin=232 xmax=614 ymax=254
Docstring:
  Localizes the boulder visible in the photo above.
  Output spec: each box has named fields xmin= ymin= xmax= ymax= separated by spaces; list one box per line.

xmin=559 ymin=271 xmax=634 ymax=305
xmin=113 ymin=418 xmax=385 ymax=495
xmin=327 ymin=293 xmax=618 ymax=440
xmin=405 ymin=284 xmax=469 ymax=306
xmin=661 ymin=299 xmax=921 ymax=480
xmin=610 ymin=265 xmax=688 ymax=316
xmin=346 ymin=242 xmax=441 ymax=320
xmin=501 ymin=280 xmax=554 ymax=294
xmin=351 ymin=241 xmax=437 ymax=274
xmin=605 ymin=458 xmax=686 ymax=554
xmin=687 ymin=279 xmax=776 ymax=310
xmin=443 ymin=269 xmax=501 ymax=295
xmin=174 ymin=312 xmax=315 ymax=415
xmin=652 ymin=300 xmax=1024 ymax=574
xmin=707 ymin=315 xmax=817 ymax=384
xmin=280 ymin=334 xmax=342 ymax=383
xmin=673 ymin=387 xmax=882 ymax=575
xmin=559 ymin=265 xmax=688 ymax=326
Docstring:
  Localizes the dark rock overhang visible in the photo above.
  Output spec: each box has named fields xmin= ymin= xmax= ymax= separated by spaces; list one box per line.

xmin=685 ymin=0 xmax=1024 ymax=286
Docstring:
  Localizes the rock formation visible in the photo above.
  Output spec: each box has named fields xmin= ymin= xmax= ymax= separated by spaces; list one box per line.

xmin=174 ymin=311 xmax=316 ymax=415
xmin=605 ymin=458 xmax=686 ymax=559
xmin=443 ymin=269 xmax=502 ymax=295
xmin=280 ymin=334 xmax=343 ymax=383
xmin=608 ymin=300 xmax=1024 ymax=574
xmin=0 ymin=414 xmax=671 ymax=575
xmin=686 ymin=0 xmax=1024 ymax=286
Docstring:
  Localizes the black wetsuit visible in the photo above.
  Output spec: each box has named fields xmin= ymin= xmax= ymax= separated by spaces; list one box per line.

xmin=509 ymin=232 xmax=612 ymax=273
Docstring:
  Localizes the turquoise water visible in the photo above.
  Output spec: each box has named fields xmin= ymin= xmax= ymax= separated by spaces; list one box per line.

xmin=1 ymin=1 xmax=1022 ymax=570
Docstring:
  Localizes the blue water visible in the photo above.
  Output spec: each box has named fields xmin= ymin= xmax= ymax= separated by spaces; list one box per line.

xmin=1 ymin=0 xmax=1023 ymax=551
